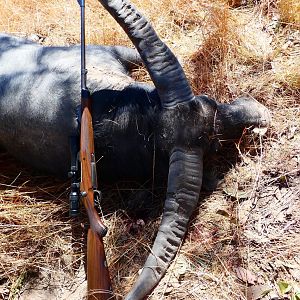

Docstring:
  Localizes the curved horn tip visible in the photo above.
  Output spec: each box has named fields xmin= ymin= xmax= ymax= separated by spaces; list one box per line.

xmin=124 ymin=148 xmax=204 ymax=300
xmin=97 ymin=0 xmax=195 ymax=109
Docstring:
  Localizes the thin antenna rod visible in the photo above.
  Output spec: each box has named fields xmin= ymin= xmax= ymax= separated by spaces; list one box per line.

xmin=77 ymin=0 xmax=87 ymax=90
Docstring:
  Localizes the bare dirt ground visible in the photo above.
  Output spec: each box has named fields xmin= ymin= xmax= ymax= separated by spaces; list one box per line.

xmin=0 ymin=0 xmax=299 ymax=299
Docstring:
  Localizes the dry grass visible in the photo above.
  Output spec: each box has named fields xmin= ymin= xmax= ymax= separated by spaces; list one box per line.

xmin=1 ymin=0 xmax=300 ymax=299
xmin=278 ymin=0 xmax=300 ymax=25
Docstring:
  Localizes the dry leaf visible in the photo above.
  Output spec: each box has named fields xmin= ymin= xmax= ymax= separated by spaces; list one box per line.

xmin=174 ymin=255 xmax=188 ymax=278
xmin=224 ymin=188 xmax=250 ymax=199
xmin=246 ymin=284 xmax=273 ymax=300
xmin=278 ymin=281 xmax=292 ymax=295
xmin=290 ymin=268 xmax=300 ymax=281
xmin=253 ymin=127 xmax=268 ymax=136
xmin=235 ymin=267 xmax=257 ymax=285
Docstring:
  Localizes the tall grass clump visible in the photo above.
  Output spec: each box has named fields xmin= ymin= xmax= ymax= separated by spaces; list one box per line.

xmin=187 ymin=2 xmax=237 ymax=101
xmin=278 ymin=0 xmax=300 ymax=25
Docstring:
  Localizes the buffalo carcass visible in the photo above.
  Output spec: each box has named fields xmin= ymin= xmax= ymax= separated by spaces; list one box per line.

xmin=0 ymin=0 xmax=271 ymax=299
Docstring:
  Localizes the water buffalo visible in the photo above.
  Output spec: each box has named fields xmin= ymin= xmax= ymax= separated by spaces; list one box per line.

xmin=0 ymin=0 xmax=271 ymax=299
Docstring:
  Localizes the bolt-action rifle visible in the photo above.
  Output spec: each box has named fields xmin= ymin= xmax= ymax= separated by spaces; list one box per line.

xmin=68 ymin=1 xmax=113 ymax=299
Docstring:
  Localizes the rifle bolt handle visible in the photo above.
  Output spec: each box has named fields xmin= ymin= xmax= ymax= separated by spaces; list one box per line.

xmin=81 ymin=191 xmax=88 ymax=197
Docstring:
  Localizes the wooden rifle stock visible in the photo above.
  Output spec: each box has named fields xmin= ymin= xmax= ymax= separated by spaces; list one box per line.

xmin=80 ymin=90 xmax=113 ymax=299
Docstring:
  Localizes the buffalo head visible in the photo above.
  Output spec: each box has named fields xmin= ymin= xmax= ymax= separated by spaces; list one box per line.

xmin=96 ymin=0 xmax=271 ymax=299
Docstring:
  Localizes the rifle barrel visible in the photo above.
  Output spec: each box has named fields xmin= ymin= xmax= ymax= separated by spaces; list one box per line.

xmin=78 ymin=0 xmax=87 ymax=90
